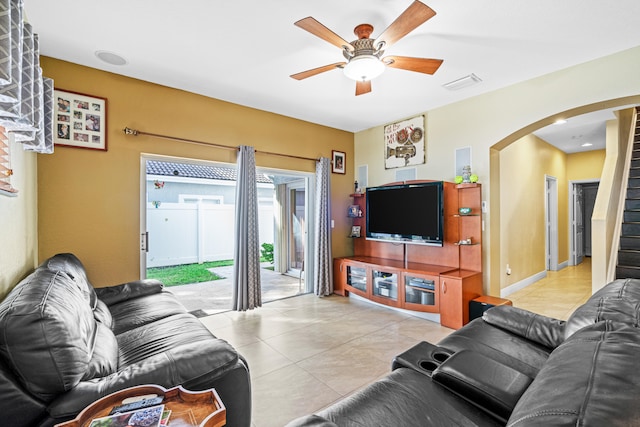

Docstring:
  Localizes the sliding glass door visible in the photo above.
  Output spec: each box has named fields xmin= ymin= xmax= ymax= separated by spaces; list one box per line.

xmin=287 ymin=181 xmax=306 ymax=277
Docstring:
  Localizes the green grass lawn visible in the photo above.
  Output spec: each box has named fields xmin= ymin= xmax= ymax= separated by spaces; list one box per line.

xmin=147 ymin=260 xmax=234 ymax=286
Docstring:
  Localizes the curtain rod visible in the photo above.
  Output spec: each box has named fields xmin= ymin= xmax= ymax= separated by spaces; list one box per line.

xmin=123 ymin=127 xmax=320 ymax=163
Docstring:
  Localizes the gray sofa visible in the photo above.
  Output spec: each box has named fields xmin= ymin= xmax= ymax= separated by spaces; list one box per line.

xmin=0 ymin=253 xmax=251 ymax=427
xmin=287 ymin=278 xmax=640 ymax=426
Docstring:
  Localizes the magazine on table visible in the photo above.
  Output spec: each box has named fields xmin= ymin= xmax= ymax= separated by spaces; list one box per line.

xmin=88 ymin=404 xmax=168 ymax=427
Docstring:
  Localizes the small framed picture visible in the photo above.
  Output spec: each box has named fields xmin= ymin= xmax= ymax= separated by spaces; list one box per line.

xmin=350 ymin=225 xmax=361 ymax=238
xmin=348 ymin=204 xmax=361 ymax=218
xmin=332 ymin=150 xmax=346 ymax=174
xmin=54 ymin=89 xmax=107 ymax=151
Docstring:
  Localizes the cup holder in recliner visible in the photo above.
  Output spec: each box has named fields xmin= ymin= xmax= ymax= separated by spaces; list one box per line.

xmin=419 ymin=360 xmax=439 ymax=372
xmin=392 ymin=341 xmax=455 ymax=377
xmin=432 ymin=351 xmax=451 ymax=363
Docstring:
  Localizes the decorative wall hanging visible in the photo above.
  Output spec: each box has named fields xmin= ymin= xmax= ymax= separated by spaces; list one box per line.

xmin=384 ymin=115 xmax=425 ymax=169
xmin=54 ymin=89 xmax=107 ymax=151
xmin=332 ymin=150 xmax=346 ymax=174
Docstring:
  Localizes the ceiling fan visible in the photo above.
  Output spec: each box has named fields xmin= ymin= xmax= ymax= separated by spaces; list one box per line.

xmin=290 ymin=0 xmax=443 ymax=96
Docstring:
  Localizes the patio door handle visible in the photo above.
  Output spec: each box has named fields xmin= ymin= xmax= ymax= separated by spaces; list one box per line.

xmin=141 ymin=232 xmax=149 ymax=252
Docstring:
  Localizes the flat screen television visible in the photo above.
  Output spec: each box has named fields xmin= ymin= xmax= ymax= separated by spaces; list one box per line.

xmin=366 ymin=181 xmax=444 ymax=246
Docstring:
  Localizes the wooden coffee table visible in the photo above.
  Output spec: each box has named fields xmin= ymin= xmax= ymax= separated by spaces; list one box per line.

xmin=55 ymin=384 xmax=226 ymax=427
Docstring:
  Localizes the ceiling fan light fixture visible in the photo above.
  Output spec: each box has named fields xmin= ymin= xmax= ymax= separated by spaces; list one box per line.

xmin=343 ymin=55 xmax=385 ymax=82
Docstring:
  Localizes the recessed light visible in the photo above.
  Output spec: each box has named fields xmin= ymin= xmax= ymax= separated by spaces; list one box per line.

xmin=554 ymin=119 xmax=567 ymax=125
xmin=95 ymin=50 xmax=127 ymax=66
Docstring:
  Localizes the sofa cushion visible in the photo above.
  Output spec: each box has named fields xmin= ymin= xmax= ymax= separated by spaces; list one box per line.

xmin=507 ymin=320 xmax=640 ymax=426
xmin=116 ymin=313 xmax=222 ymax=367
xmin=311 ymin=368 xmax=501 ymax=427
xmin=43 ymin=253 xmax=98 ymax=310
xmin=437 ymin=318 xmax=552 ymax=379
xmin=107 ymin=291 xmax=189 ymax=335
xmin=93 ymin=299 xmax=113 ymax=329
xmin=0 ymin=268 xmax=97 ymax=400
xmin=564 ymin=278 xmax=640 ymax=338
xmin=82 ymin=322 xmax=119 ymax=381
xmin=95 ymin=279 xmax=164 ymax=306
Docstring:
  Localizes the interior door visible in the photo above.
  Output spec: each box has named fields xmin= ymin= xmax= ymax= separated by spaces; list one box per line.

xmin=574 ymin=184 xmax=585 ymax=265
xmin=582 ymin=184 xmax=599 ymax=257
xmin=545 ymin=176 xmax=559 ymax=271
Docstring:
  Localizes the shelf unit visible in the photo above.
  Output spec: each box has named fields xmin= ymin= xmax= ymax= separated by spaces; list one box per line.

xmin=334 ymin=181 xmax=483 ymax=329
xmin=347 ymin=193 xmax=364 ymax=238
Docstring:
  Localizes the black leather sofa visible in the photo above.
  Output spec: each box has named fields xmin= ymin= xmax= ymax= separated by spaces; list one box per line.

xmin=287 ymin=278 xmax=640 ymax=426
xmin=0 ymin=253 xmax=251 ymax=427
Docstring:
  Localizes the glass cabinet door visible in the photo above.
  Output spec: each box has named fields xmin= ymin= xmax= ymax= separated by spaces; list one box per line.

xmin=372 ymin=270 xmax=398 ymax=301
xmin=347 ymin=266 xmax=367 ymax=292
xmin=404 ymin=275 xmax=437 ymax=307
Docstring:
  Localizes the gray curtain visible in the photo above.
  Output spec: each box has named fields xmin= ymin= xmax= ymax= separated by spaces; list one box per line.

xmin=313 ymin=157 xmax=333 ymax=296
xmin=232 ymin=145 xmax=262 ymax=311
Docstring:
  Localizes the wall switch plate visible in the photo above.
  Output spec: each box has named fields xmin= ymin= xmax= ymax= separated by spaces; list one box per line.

xmin=482 ymin=201 xmax=487 ymax=213
xmin=331 ymin=220 xmax=335 ymax=228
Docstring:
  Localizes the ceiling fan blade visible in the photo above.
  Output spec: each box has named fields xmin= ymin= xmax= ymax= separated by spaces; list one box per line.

xmin=295 ymin=17 xmax=354 ymax=51
xmin=383 ymin=56 xmax=443 ymax=74
xmin=375 ymin=1 xmax=436 ymax=49
xmin=290 ymin=62 xmax=346 ymax=80
xmin=356 ymin=80 xmax=372 ymax=96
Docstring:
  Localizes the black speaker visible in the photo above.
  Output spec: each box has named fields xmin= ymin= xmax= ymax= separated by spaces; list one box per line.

xmin=469 ymin=297 xmax=512 ymax=321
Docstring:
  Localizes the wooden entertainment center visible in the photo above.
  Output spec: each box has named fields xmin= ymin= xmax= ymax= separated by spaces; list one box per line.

xmin=334 ymin=181 xmax=483 ymax=329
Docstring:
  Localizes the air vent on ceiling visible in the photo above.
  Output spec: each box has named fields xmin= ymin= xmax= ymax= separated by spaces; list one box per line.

xmin=443 ymin=73 xmax=482 ymax=91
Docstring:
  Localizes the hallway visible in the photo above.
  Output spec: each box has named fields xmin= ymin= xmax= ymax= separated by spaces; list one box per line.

xmin=507 ymin=257 xmax=593 ymax=320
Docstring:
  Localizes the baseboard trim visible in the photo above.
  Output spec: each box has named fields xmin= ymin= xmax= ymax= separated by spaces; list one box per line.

xmin=501 ymin=270 xmax=547 ymax=298
xmin=349 ymin=293 xmax=441 ymax=323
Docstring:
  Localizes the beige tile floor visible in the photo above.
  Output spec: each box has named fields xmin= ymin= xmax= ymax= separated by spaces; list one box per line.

xmin=198 ymin=259 xmax=592 ymax=427
xmin=506 ymin=257 xmax=593 ymax=320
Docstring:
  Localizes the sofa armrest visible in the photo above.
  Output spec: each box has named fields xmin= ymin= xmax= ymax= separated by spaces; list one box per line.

xmin=482 ymin=305 xmax=566 ymax=349
xmin=47 ymin=339 xmax=243 ymax=420
xmin=95 ymin=279 xmax=164 ymax=306
xmin=432 ymin=349 xmax=532 ymax=423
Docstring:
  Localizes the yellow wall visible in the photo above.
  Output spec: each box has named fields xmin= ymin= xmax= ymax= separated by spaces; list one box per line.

xmin=0 ymin=136 xmax=38 ymax=298
xmin=567 ymin=150 xmax=606 ymax=181
xmin=37 ymin=58 xmax=354 ymax=287
xmin=499 ymin=135 xmax=568 ymax=288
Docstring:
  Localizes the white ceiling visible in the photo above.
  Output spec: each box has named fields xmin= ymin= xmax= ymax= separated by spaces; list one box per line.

xmin=532 ymin=108 xmax=627 ymax=154
xmin=24 ymin=0 xmax=640 ymax=150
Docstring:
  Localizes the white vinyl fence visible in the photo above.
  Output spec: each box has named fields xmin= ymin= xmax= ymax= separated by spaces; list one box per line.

xmin=146 ymin=202 xmax=274 ymax=268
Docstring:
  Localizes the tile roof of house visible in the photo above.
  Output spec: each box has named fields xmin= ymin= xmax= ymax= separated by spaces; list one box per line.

xmin=146 ymin=160 xmax=272 ymax=183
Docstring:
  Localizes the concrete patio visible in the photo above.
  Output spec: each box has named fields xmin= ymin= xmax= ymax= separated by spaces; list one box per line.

xmin=168 ymin=263 xmax=306 ymax=315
